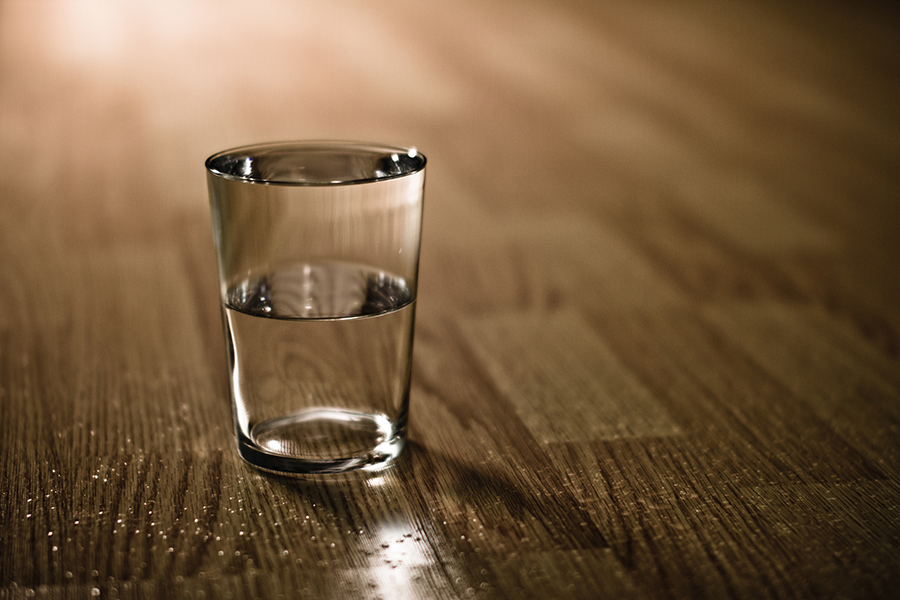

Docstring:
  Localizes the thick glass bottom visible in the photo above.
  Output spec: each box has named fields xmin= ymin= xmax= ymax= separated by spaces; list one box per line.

xmin=236 ymin=408 xmax=406 ymax=475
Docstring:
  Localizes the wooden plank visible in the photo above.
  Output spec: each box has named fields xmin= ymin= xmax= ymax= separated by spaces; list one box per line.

xmin=411 ymin=318 xmax=610 ymax=553
xmin=457 ymin=309 xmax=681 ymax=442
xmin=549 ymin=438 xmax=900 ymax=600
xmin=586 ymin=307 xmax=886 ymax=485
xmin=704 ymin=304 xmax=900 ymax=476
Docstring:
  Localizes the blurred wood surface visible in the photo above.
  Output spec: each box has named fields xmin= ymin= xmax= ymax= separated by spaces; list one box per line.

xmin=2 ymin=0 xmax=900 ymax=598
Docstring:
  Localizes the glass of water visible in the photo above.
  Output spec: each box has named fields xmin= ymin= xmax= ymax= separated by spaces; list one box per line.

xmin=205 ymin=141 xmax=426 ymax=475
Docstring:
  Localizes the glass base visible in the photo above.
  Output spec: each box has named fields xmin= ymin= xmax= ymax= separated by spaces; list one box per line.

xmin=236 ymin=408 xmax=406 ymax=475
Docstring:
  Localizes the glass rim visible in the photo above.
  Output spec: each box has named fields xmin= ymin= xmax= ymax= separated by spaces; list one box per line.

xmin=204 ymin=140 xmax=427 ymax=186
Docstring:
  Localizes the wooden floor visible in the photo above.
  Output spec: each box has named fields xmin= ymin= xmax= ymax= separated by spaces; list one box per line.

xmin=2 ymin=0 xmax=899 ymax=597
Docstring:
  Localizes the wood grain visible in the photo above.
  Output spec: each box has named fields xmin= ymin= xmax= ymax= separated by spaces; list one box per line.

xmin=2 ymin=0 xmax=899 ymax=598
xmin=458 ymin=309 xmax=681 ymax=441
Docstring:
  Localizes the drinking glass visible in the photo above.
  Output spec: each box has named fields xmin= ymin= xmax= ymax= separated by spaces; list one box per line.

xmin=205 ymin=141 xmax=426 ymax=475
